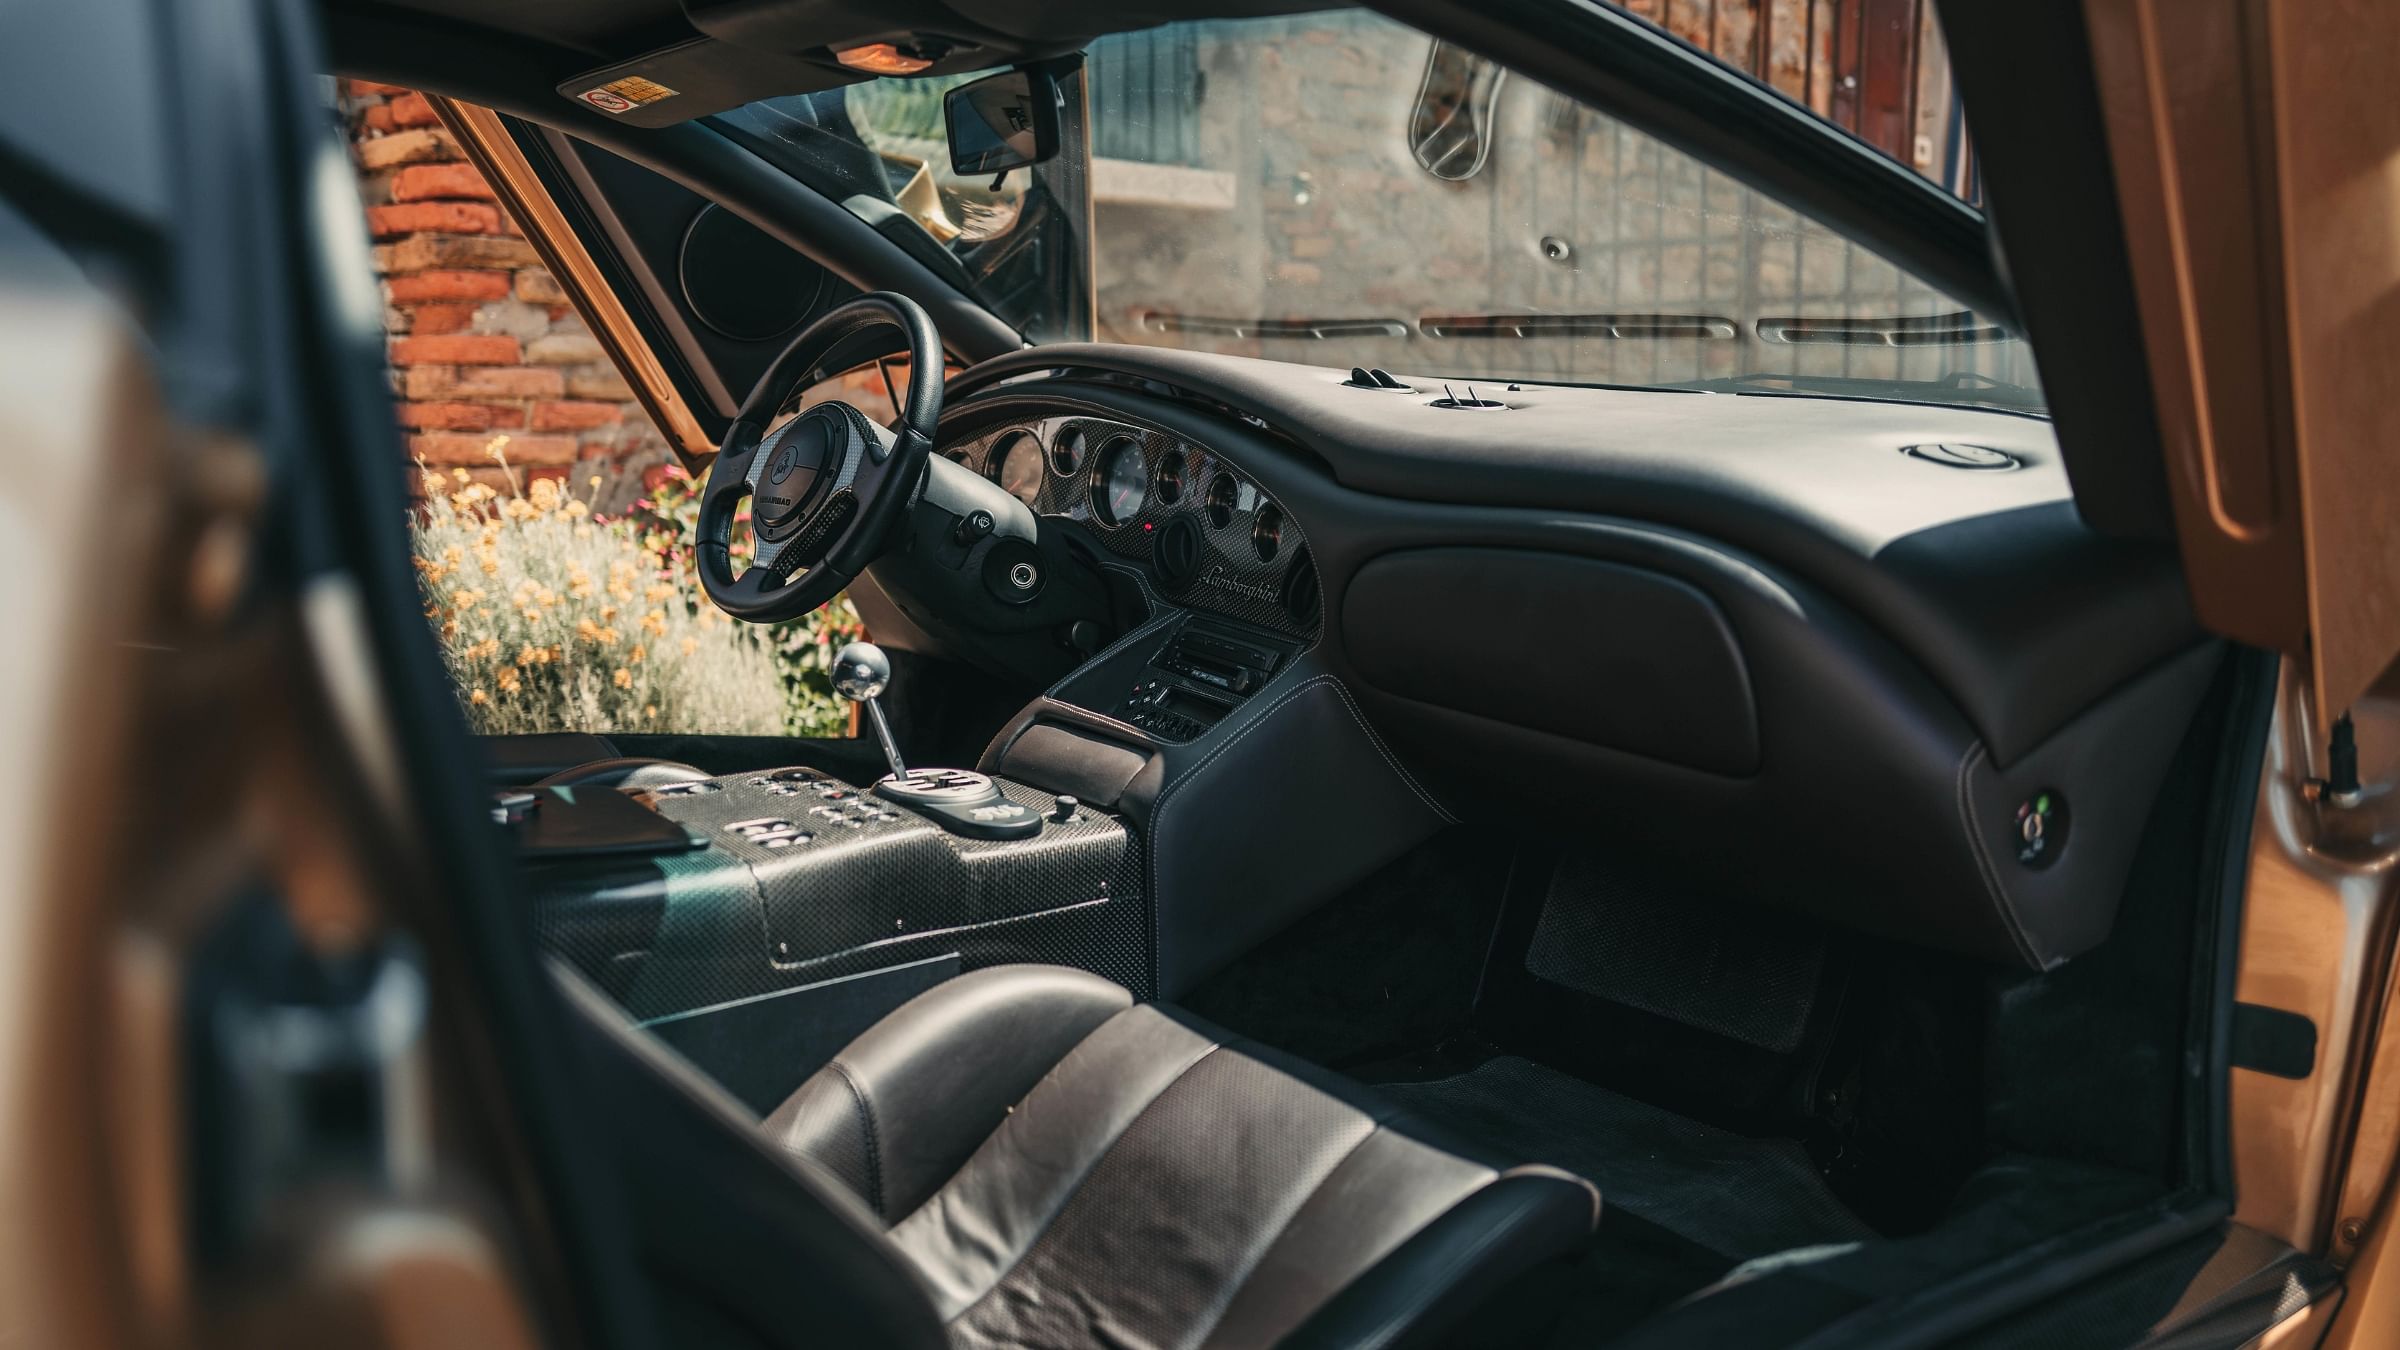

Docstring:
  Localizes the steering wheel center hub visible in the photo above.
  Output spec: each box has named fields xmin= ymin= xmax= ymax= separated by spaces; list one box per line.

xmin=753 ymin=406 xmax=843 ymax=536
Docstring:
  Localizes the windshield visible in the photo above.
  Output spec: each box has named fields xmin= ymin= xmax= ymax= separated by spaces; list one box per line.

xmin=715 ymin=12 xmax=2042 ymax=416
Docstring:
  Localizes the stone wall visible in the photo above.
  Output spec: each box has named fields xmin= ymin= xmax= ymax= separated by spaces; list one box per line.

xmin=340 ymin=81 xmax=673 ymax=510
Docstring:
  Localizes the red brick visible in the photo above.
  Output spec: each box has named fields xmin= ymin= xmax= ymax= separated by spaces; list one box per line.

xmin=387 ymin=91 xmax=441 ymax=128
xmin=391 ymin=334 xmax=519 ymax=366
xmin=346 ymin=79 xmax=413 ymax=98
xmin=362 ymin=104 xmax=399 ymax=133
xmin=397 ymin=401 xmax=526 ymax=431
xmin=402 ymin=365 xmax=564 ymax=400
xmin=387 ymin=270 xmax=511 ymax=302
xmin=404 ymin=303 xmax=478 ymax=335
xmin=391 ymin=162 xmax=494 ymax=202
xmin=365 ymin=202 xmax=502 ymax=237
xmin=388 ymin=234 xmax=538 ymax=271
xmin=531 ymin=400 xmax=624 ymax=431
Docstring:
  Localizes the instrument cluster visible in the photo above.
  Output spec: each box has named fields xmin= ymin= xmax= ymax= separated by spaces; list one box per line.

xmin=949 ymin=413 xmax=1320 ymax=637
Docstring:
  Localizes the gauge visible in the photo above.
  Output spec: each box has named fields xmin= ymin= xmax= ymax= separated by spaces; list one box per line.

xmin=1155 ymin=449 xmax=1188 ymax=506
xmin=1205 ymin=474 xmax=1240 ymax=528
xmin=1093 ymin=437 xmax=1150 ymax=526
xmin=1252 ymin=502 xmax=1283 ymax=562
xmin=992 ymin=431 xmax=1044 ymax=506
xmin=1051 ymin=427 xmax=1092 ymax=477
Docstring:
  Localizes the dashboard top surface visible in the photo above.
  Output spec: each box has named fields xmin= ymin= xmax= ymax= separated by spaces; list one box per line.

xmin=945 ymin=345 xmax=2202 ymax=766
xmin=956 ymin=344 xmax=2080 ymax=561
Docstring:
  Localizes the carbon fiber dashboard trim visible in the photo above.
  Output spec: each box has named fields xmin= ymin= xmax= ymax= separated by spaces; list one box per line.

xmin=527 ymin=768 xmax=1149 ymax=1020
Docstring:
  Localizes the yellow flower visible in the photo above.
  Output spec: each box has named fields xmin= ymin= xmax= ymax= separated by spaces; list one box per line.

xmin=630 ymin=644 xmax=645 ymax=664
xmin=613 ymin=668 xmax=632 ymax=689
xmin=520 ymin=608 xmax=541 ymax=623
xmin=641 ymin=609 xmax=668 ymax=637
xmin=643 ymin=703 xmax=658 ymax=721
xmin=564 ymin=499 xmax=590 ymax=518
xmin=497 ymin=669 xmax=521 ymax=694
xmin=469 ymin=688 xmax=488 ymax=705
xmin=576 ymin=618 xmax=602 ymax=641
xmin=680 ymin=636 xmax=698 ymax=657
xmin=452 ymin=467 xmax=470 ymax=483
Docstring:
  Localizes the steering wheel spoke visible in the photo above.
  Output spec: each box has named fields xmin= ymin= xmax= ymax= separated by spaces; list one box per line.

xmin=695 ymin=293 xmax=943 ymax=624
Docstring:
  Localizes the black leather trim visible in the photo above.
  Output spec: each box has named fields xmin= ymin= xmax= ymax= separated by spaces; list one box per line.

xmin=764 ymin=964 xmax=1131 ymax=1221
xmin=890 ymin=1003 xmax=1222 ymax=1317
xmin=945 ymin=353 xmax=2200 ymax=763
xmin=550 ymin=965 xmax=949 ymax=1350
xmin=1276 ymin=1170 xmax=1602 ymax=1350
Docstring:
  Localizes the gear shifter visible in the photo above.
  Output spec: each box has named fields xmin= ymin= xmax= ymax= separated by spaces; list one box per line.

xmin=831 ymin=641 xmax=908 ymax=779
xmin=830 ymin=642 xmax=1041 ymax=840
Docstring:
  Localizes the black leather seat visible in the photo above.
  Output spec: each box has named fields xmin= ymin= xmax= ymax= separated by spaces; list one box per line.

xmin=558 ymin=964 xmax=1601 ymax=1349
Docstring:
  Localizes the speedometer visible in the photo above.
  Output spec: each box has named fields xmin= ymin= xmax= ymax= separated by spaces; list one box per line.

xmin=993 ymin=431 xmax=1043 ymax=506
xmin=1093 ymin=436 xmax=1150 ymax=526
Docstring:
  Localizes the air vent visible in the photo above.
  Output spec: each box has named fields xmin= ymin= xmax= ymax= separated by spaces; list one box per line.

xmin=1156 ymin=516 xmax=1203 ymax=590
xmin=1282 ymin=547 xmax=1321 ymax=627
xmin=1344 ymin=367 xmax=1412 ymax=390
xmin=1427 ymin=384 xmax=1506 ymax=410
xmin=1901 ymin=443 xmax=2020 ymax=471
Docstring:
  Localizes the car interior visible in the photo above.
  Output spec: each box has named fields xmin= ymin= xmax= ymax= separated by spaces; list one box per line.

xmin=6 ymin=0 xmax=2372 ymax=1346
xmin=337 ymin=1 xmax=2279 ymax=1346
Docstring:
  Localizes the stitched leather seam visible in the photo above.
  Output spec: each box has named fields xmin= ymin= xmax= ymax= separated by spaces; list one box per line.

xmin=1321 ymin=678 xmax=1457 ymax=824
xmin=1144 ymin=674 xmax=1340 ymax=965
xmin=825 ymin=1059 xmax=885 ymax=1219
xmin=945 ymin=1037 xmax=1225 ymax=1325
xmin=1954 ymin=742 xmax=2042 ymax=967
xmin=1144 ymin=674 xmax=1451 ymax=969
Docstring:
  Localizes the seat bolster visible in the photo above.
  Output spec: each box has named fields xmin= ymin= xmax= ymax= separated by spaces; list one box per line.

xmin=1276 ymin=1167 xmax=1602 ymax=1350
xmin=763 ymin=964 xmax=1132 ymax=1220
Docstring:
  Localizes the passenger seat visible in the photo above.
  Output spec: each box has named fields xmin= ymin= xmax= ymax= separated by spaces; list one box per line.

xmin=557 ymin=964 xmax=1600 ymax=1348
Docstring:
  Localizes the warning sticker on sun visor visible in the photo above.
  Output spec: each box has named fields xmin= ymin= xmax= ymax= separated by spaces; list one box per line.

xmin=579 ymin=77 xmax=679 ymax=115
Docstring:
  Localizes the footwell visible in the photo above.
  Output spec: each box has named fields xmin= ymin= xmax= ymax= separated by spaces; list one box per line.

xmin=1375 ymin=1055 xmax=1875 ymax=1264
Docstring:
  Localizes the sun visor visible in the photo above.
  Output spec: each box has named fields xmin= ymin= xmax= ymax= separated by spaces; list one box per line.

xmin=555 ymin=37 xmax=868 ymax=128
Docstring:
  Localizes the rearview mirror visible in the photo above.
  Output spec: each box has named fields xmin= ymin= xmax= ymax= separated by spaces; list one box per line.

xmin=944 ymin=66 xmax=1062 ymax=177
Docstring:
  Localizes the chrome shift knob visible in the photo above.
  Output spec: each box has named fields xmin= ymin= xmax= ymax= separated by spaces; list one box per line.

xmin=831 ymin=642 xmax=892 ymax=703
xmin=831 ymin=641 xmax=907 ymax=779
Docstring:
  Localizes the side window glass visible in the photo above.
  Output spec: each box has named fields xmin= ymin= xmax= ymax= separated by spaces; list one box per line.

xmin=1603 ymin=0 xmax=1976 ymax=199
xmin=342 ymin=80 xmax=861 ymax=738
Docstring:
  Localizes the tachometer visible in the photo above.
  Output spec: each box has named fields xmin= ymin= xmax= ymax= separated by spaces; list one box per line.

xmin=1252 ymin=503 xmax=1283 ymax=562
xmin=993 ymin=431 xmax=1044 ymax=506
xmin=1093 ymin=436 xmax=1150 ymax=526
xmin=1051 ymin=427 xmax=1092 ymax=477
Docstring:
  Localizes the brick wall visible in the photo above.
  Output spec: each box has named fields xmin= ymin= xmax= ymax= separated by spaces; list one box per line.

xmin=340 ymin=81 xmax=674 ymax=511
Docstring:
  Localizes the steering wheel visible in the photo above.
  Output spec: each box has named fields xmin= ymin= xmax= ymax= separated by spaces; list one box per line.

xmin=697 ymin=292 xmax=944 ymax=623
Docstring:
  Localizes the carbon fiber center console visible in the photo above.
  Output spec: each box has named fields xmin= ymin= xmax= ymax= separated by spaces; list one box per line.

xmin=526 ymin=765 xmax=1149 ymax=1023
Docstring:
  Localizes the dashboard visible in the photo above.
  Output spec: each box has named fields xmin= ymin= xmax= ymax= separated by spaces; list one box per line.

xmin=943 ymin=410 xmax=1321 ymax=640
xmin=929 ymin=346 xmax=2222 ymax=979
